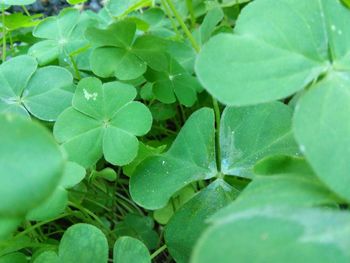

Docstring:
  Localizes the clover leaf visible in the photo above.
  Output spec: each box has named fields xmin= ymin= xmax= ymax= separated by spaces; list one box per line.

xmin=54 ymin=77 xmax=152 ymax=168
xmin=192 ymin=207 xmax=350 ymax=263
xmin=0 ymin=55 xmax=74 ymax=121
xmin=196 ymin=0 xmax=350 ymax=106
xmin=130 ymin=101 xmax=298 ymax=210
xmin=144 ymin=56 xmax=202 ymax=106
xmin=29 ymin=8 xmax=91 ymax=65
xmin=85 ymin=20 xmax=168 ymax=80
xmin=0 ymin=114 xmax=64 ymax=238
xmin=113 ymin=236 xmax=151 ymax=263
xmin=0 ymin=0 xmax=35 ymax=5
xmin=34 ymin=224 xmax=108 ymax=263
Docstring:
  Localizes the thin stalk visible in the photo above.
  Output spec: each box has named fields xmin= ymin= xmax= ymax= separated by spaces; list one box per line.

xmin=2 ymin=6 xmax=6 ymax=62
xmin=21 ymin=6 xmax=31 ymax=17
xmin=69 ymin=55 xmax=81 ymax=80
xmin=186 ymin=0 xmax=196 ymax=28
xmin=212 ymin=98 xmax=221 ymax=172
xmin=160 ymin=0 xmax=181 ymax=37
xmin=150 ymin=244 xmax=167 ymax=259
xmin=164 ymin=0 xmax=200 ymax=52
xmin=15 ymin=213 xmax=70 ymax=239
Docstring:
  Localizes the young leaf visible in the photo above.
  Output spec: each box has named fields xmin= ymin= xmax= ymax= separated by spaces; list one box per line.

xmin=191 ymin=207 xmax=350 ymax=263
xmin=294 ymin=72 xmax=350 ymax=201
xmin=145 ymin=56 xmax=201 ymax=106
xmin=165 ymin=179 xmax=236 ymax=263
xmin=85 ymin=20 xmax=168 ymax=80
xmin=0 ymin=55 xmax=74 ymax=121
xmin=0 ymin=114 xmax=64 ymax=217
xmin=196 ymin=0 xmax=350 ymax=106
xmin=54 ymin=77 xmax=152 ymax=167
xmin=113 ymin=236 xmax=151 ymax=263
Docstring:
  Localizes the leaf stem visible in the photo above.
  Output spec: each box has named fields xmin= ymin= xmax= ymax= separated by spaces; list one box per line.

xmin=186 ymin=0 xmax=196 ymax=28
xmin=150 ymin=244 xmax=167 ymax=259
xmin=164 ymin=0 xmax=200 ymax=52
xmin=2 ymin=6 xmax=6 ymax=62
xmin=212 ymin=98 xmax=221 ymax=172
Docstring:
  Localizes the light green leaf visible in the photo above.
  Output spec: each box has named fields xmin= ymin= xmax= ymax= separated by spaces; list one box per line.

xmin=67 ymin=0 xmax=87 ymax=4
xmin=130 ymin=108 xmax=217 ymax=209
xmin=0 ymin=252 xmax=27 ymax=263
xmin=0 ymin=114 xmax=64 ymax=217
xmin=131 ymin=103 xmax=297 ymax=209
xmin=220 ymin=102 xmax=299 ymax=177
xmin=192 ymin=207 xmax=350 ymax=263
xmin=1 ymin=0 xmax=35 ymax=5
xmin=196 ymin=0 xmax=350 ymax=106
xmin=0 ymin=56 xmax=74 ymax=121
xmin=165 ymin=179 xmax=236 ymax=263
xmin=34 ymin=224 xmax=108 ymax=263
xmin=145 ymin=56 xmax=200 ymax=106
xmin=294 ymin=72 xmax=350 ymax=201
xmin=86 ymin=20 xmax=167 ymax=80
xmin=113 ymin=236 xmax=151 ymax=263
xmin=54 ymin=77 xmax=152 ymax=167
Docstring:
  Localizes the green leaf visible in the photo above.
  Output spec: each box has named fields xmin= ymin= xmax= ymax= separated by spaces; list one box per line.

xmin=0 ymin=252 xmax=27 ymax=263
xmin=114 ymin=214 xmax=159 ymax=250
xmin=131 ymin=103 xmax=297 ymax=209
xmin=35 ymin=224 xmax=108 ymax=263
xmin=29 ymin=8 xmax=89 ymax=65
xmin=220 ymin=102 xmax=299 ymax=177
xmin=196 ymin=0 xmax=350 ymax=106
xmin=106 ymin=0 xmax=151 ymax=17
xmin=113 ymin=236 xmax=151 ymax=263
xmin=130 ymin=108 xmax=217 ymax=209
xmin=165 ymin=179 xmax=236 ymax=263
xmin=213 ymin=156 xmax=340 ymax=222
xmin=145 ymin=56 xmax=201 ymax=106
xmin=54 ymin=77 xmax=152 ymax=167
xmin=1 ymin=0 xmax=35 ymax=5
xmin=0 ymin=55 xmax=74 ymax=121
xmin=27 ymin=162 xmax=85 ymax=221
xmin=86 ymin=20 xmax=167 ymax=80
xmin=192 ymin=207 xmax=350 ymax=263
xmin=67 ymin=0 xmax=87 ymax=4
xmin=0 ymin=114 xmax=64 ymax=217
xmin=294 ymin=72 xmax=350 ymax=201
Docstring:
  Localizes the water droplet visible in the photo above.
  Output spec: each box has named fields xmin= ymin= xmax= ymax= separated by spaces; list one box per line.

xmin=299 ymin=145 xmax=306 ymax=153
xmin=162 ymin=160 xmax=166 ymax=165
xmin=331 ymin=25 xmax=336 ymax=31
xmin=338 ymin=29 xmax=343 ymax=35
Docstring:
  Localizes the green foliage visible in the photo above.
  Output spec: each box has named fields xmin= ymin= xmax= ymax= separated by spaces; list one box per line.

xmin=2 ymin=0 xmax=350 ymax=262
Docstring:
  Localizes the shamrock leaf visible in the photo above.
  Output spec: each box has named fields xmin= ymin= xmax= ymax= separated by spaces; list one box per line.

xmin=29 ymin=8 xmax=91 ymax=65
xmin=85 ymin=20 xmax=168 ymax=80
xmin=113 ymin=237 xmax=151 ymax=263
xmin=192 ymin=207 xmax=350 ymax=263
xmin=196 ymin=0 xmax=350 ymax=106
xmin=0 ymin=55 xmax=74 ymax=121
xmin=130 ymin=102 xmax=298 ymax=210
xmin=54 ymin=77 xmax=152 ymax=168
xmin=34 ymin=224 xmax=108 ymax=263
xmin=144 ymin=56 xmax=202 ymax=106
xmin=0 ymin=114 xmax=64 ymax=237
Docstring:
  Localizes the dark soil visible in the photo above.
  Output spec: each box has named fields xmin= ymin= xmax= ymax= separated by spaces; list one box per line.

xmin=10 ymin=0 xmax=103 ymax=15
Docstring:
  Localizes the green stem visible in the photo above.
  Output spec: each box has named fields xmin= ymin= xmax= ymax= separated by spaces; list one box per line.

xmin=69 ymin=55 xmax=81 ymax=80
xmin=212 ymin=98 xmax=221 ymax=172
xmin=186 ymin=0 xmax=196 ymax=28
xmin=2 ymin=6 xmax=6 ymax=62
xmin=68 ymin=201 xmax=107 ymax=230
xmin=160 ymin=0 xmax=181 ymax=37
xmin=150 ymin=244 xmax=167 ymax=259
xmin=21 ymin=5 xmax=31 ymax=17
xmin=15 ymin=213 xmax=70 ymax=239
xmin=164 ymin=0 xmax=200 ymax=52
